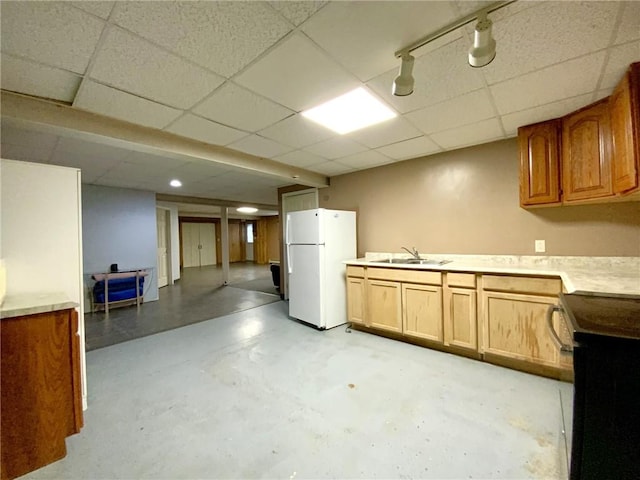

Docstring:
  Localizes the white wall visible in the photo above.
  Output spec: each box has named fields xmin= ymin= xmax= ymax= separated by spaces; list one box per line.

xmin=82 ymin=184 xmax=159 ymax=302
xmin=1 ymin=158 xmax=87 ymax=407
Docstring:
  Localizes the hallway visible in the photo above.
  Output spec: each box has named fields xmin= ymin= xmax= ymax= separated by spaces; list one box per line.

xmin=84 ymin=262 xmax=280 ymax=351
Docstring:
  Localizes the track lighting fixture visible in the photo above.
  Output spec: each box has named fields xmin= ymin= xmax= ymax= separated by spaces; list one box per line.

xmin=393 ymin=53 xmax=415 ymax=96
xmin=468 ymin=12 xmax=496 ymax=68
xmin=392 ymin=0 xmax=515 ymax=96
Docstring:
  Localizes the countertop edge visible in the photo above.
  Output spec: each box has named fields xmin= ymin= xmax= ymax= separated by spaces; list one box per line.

xmin=1 ymin=293 xmax=78 ymax=319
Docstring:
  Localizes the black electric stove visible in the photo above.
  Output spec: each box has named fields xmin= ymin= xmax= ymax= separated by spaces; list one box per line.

xmin=557 ymin=292 xmax=640 ymax=480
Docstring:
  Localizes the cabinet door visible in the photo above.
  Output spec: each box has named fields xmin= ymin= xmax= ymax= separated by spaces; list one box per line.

xmin=610 ymin=66 xmax=640 ymax=194
xmin=482 ymin=291 xmax=559 ymax=367
xmin=562 ymin=99 xmax=613 ymax=202
xmin=367 ymin=279 xmax=402 ymax=333
xmin=443 ymin=287 xmax=477 ymax=350
xmin=347 ymin=276 xmax=366 ymax=325
xmin=518 ymin=120 xmax=561 ymax=206
xmin=402 ymin=283 xmax=443 ymax=342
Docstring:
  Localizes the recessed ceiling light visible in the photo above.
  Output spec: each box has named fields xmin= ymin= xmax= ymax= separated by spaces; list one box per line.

xmin=237 ymin=207 xmax=258 ymax=214
xmin=169 ymin=179 xmax=182 ymax=187
xmin=301 ymin=87 xmax=397 ymax=134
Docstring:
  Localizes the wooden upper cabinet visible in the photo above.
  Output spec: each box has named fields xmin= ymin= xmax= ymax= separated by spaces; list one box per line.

xmin=518 ymin=120 xmax=561 ymax=206
xmin=562 ymin=98 xmax=613 ymax=202
xmin=610 ymin=63 xmax=640 ymax=194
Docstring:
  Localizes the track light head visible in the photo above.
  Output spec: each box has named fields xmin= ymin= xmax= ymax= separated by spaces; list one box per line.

xmin=468 ymin=12 xmax=496 ymax=68
xmin=392 ymin=53 xmax=415 ymax=96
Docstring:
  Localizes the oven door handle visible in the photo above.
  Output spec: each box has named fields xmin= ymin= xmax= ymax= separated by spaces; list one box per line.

xmin=546 ymin=305 xmax=573 ymax=354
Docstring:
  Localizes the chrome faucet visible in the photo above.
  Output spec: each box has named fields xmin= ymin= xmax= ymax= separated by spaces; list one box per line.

xmin=401 ymin=246 xmax=421 ymax=260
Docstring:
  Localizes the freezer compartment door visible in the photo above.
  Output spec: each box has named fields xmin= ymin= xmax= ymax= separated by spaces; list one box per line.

xmin=286 ymin=209 xmax=322 ymax=245
xmin=288 ymin=244 xmax=324 ymax=328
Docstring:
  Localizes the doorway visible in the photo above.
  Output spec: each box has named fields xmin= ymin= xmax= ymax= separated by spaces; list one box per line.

xmin=180 ymin=219 xmax=217 ymax=268
xmin=156 ymin=208 xmax=171 ymax=288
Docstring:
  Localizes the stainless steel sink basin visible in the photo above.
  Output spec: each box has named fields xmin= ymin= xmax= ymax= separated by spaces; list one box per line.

xmin=376 ymin=258 xmax=451 ymax=265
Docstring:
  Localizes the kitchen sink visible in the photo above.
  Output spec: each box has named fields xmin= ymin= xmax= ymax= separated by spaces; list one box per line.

xmin=375 ymin=258 xmax=451 ymax=265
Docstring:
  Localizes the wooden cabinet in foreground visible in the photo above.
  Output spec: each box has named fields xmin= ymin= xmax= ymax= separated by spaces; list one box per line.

xmin=443 ymin=273 xmax=478 ymax=351
xmin=346 ymin=266 xmax=366 ymax=326
xmin=481 ymin=275 xmax=570 ymax=374
xmin=1 ymin=308 xmax=84 ymax=480
xmin=518 ymin=119 xmax=561 ymax=207
xmin=562 ymin=98 xmax=613 ymax=203
xmin=402 ymin=280 xmax=443 ymax=343
xmin=610 ymin=62 xmax=640 ymax=194
xmin=518 ymin=62 xmax=640 ymax=208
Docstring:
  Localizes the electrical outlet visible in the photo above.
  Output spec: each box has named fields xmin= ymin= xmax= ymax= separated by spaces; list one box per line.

xmin=535 ymin=240 xmax=546 ymax=253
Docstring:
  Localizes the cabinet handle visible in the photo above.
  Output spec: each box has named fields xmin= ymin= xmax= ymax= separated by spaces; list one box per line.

xmin=546 ymin=305 xmax=573 ymax=354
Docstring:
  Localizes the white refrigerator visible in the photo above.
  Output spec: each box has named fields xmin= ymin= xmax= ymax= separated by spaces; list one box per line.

xmin=286 ymin=208 xmax=356 ymax=330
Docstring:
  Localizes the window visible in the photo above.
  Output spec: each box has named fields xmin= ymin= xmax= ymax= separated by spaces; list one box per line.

xmin=247 ymin=223 xmax=254 ymax=244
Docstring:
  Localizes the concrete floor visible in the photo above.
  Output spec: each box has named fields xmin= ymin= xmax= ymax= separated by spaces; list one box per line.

xmin=85 ymin=263 xmax=280 ymax=350
xmin=25 ymin=301 xmax=570 ymax=479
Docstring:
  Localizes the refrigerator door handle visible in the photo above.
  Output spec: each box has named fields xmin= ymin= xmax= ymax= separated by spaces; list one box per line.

xmin=287 ymin=244 xmax=293 ymax=274
xmin=285 ymin=213 xmax=292 ymax=245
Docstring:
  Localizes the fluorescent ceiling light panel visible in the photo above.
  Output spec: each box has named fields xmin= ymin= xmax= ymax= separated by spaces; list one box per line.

xmin=301 ymin=88 xmax=397 ymax=134
xmin=237 ymin=206 xmax=258 ymax=213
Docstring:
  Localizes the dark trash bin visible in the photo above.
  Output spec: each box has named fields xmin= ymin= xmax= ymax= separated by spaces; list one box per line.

xmin=270 ymin=263 xmax=280 ymax=289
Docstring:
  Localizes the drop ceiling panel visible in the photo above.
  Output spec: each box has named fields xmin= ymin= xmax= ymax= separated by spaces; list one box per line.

xmin=376 ymin=136 xmax=441 ymax=161
xmin=234 ymin=33 xmax=360 ymax=111
xmin=304 ymin=137 xmax=367 ymax=159
xmin=75 ymin=81 xmax=183 ymax=129
xmin=90 ymin=27 xmax=225 ymax=109
xmin=302 ymin=1 xmax=457 ymax=82
xmin=1 ymin=54 xmax=82 ymax=103
xmin=111 ymin=1 xmax=292 ymax=78
xmin=165 ymin=114 xmax=248 ymax=146
xmin=194 ymin=83 xmax=294 ymax=132
xmin=259 ymin=114 xmax=335 ymax=149
xmin=338 ymin=150 xmax=392 ymax=170
xmin=167 ymin=160 xmax=233 ymax=181
xmin=348 ymin=117 xmax=423 ymax=149
xmin=273 ymin=150 xmax=327 ymax=168
xmin=125 ymin=151 xmax=190 ymax=171
xmin=307 ymin=160 xmax=354 ymax=176
xmin=0 ymin=2 xmax=105 ymax=74
xmin=0 ymin=143 xmax=52 ymax=163
xmin=100 ymin=161 xmax=171 ymax=180
xmin=490 ymin=52 xmax=606 ymax=115
xmin=406 ymin=89 xmax=495 ymax=135
xmin=227 ymin=135 xmax=293 ymax=158
xmin=70 ymin=1 xmax=114 ymax=19
xmin=501 ymin=93 xmax=594 ymax=136
xmin=269 ymin=1 xmax=327 ymax=26
xmin=367 ymin=39 xmax=486 ymax=114
xmin=429 ymin=118 xmax=503 ymax=150
xmin=482 ymin=1 xmax=619 ymax=85
xmin=599 ymin=41 xmax=640 ymax=91
xmin=614 ymin=2 xmax=640 ymax=44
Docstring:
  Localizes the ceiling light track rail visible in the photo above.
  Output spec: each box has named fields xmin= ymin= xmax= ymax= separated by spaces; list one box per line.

xmin=394 ymin=0 xmax=517 ymax=58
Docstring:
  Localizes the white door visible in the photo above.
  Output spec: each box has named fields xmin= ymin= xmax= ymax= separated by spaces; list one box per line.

xmin=199 ymin=223 xmax=216 ymax=266
xmin=156 ymin=208 xmax=169 ymax=288
xmin=182 ymin=223 xmax=200 ymax=268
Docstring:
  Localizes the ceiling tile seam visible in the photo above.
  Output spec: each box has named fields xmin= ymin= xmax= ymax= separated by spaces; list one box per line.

xmin=67 ymin=2 xmax=116 ymax=21
xmin=101 ymin=22 xmax=229 ymax=81
xmin=592 ymin=2 xmax=630 ymax=101
xmin=71 ymin=21 xmax=116 ymax=109
xmin=397 ymin=113 xmax=447 ymax=152
xmin=0 ymin=51 xmax=86 ymax=82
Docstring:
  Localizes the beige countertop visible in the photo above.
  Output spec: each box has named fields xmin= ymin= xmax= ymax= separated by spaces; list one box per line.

xmin=346 ymin=254 xmax=640 ymax=295
xmin=1 ymin=292 xmax=78 ymax=319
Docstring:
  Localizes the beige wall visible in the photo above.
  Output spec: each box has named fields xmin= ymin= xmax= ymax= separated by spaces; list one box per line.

xmin=319 ymin=139 xmax=640 ymax=257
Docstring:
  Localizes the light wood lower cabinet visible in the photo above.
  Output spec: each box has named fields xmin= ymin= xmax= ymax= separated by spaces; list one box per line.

xmin=367 ymin=279 xmax=402 ymax=333
xmin=402 ymin=283 xmax=443 ymax=342
xmin=481 ymin=275 xmax=569 ymax=372
xmin=345 ymin=266 xmax=571 ymax=379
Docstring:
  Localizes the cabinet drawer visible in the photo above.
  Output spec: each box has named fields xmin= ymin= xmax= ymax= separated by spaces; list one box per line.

xmin=446 ymin=272 xmax=476 ymax=288
xmin=482 ymin=275 xmax=561 ymax=295
xmin=367 ymin=267 xmax=442 ymax=285
xmin=346 ymin=265 xmax=365 ymax=278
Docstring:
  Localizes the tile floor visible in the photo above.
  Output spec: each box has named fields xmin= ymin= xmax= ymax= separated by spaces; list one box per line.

xmin=27 ymin=301 xmax=571 ymax=479
xmin=85 ymin=263 xmax=280 ymax=350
